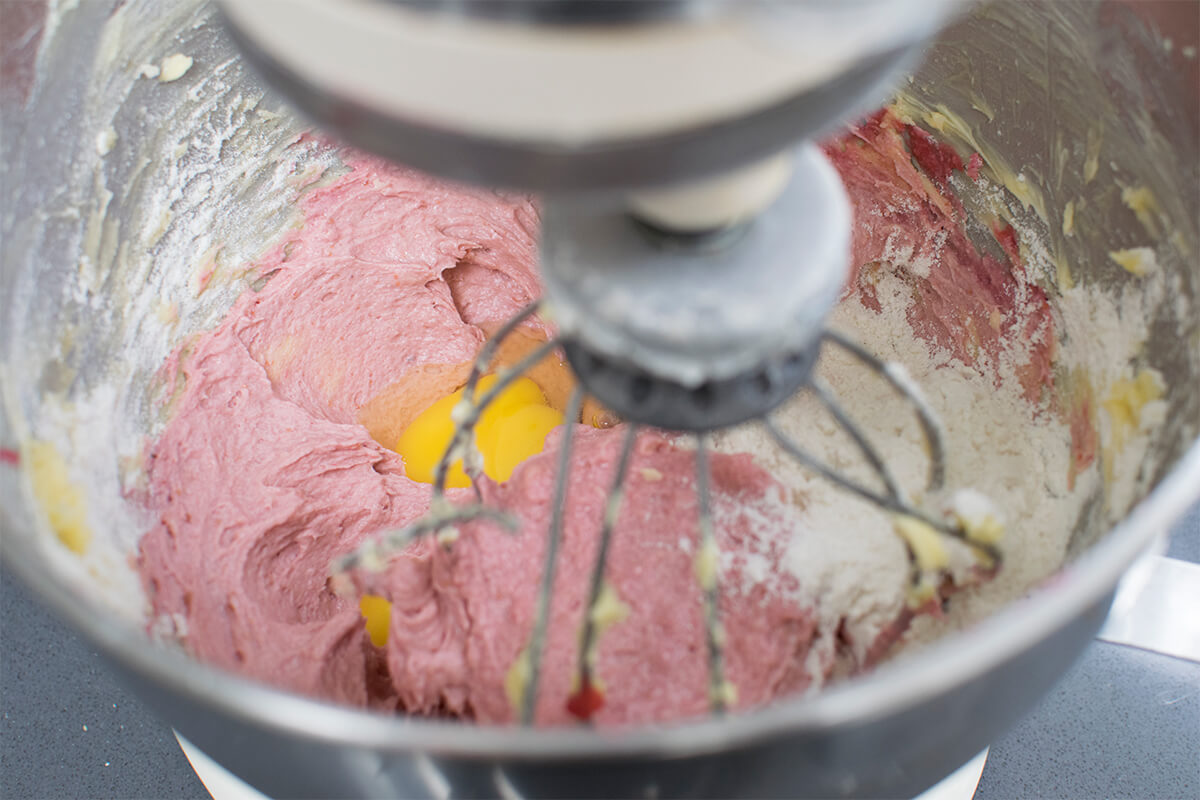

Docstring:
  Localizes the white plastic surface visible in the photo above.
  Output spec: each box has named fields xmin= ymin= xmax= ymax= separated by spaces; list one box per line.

xmin=1098 ymin=553 xmax=1200 ymax=662
xmin=177 ymin=731 xmax=987 ymax=800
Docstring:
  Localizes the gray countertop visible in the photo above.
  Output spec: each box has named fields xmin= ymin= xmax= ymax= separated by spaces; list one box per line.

xmin=3 ymin=505 xmax=1198 ymax=800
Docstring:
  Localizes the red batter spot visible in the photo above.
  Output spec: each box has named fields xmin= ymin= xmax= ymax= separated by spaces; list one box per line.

xmin=966 ymin=152 xmax=984 ymax=181
xmin=1068 ymin=390 xmax=1099 ymax=491
xmin=991 ymin=222 xmax=1021 ymax=266
xmin=859 ymin=107 xmax=891 ymax=131
xmin=905 ymin=123 xmax=965 ymax=184
xmin=0 ymin=448 xmax=18 ymax=466
xmin=566 ymin=679 xmax=606 ymax=721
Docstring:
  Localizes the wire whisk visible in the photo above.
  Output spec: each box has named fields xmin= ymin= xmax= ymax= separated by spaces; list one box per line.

xmin=332 ymin=301 xmax=1003 ymax=723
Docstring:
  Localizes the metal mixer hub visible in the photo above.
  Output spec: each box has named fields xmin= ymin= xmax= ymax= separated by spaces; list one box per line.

xmin=543 ymin=142 xmax=851 ymax=430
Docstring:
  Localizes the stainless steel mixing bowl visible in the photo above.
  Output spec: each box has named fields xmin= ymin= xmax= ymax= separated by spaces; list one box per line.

xmin=1 ymin=1 xmax=1197 ymax=797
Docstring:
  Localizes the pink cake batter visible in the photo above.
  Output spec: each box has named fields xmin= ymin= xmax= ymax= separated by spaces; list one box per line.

xmin=137 ymin=110 xmax=1056 ymax=725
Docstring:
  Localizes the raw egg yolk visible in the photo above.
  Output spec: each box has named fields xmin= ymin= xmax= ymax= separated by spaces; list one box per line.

xmin=489 ymin=404 xmax=564 ymax=482
xmin=394 ymin=388 xmax=471 ymax=487
xmin=359 ymin=594 xmax=391 ymax=648
xmin=395 ymin=374 xmax=564 ymax=486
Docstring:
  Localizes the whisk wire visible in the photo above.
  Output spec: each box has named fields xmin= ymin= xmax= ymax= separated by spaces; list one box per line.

xmin=431 ymin=300 xmax=541 ymax=502
xmin=808 ymin=377 xmax=903 ymax=503
xmin=331 ymin=505 xmax=519 ymax=576
xmin=822 ymin=329 xmax=946 ymax=491
xmin=521 ymin=386 xmax=585 ymax=724
xmin=572 ymin=422 xmax=640 ymax=720
xmin=763 ymin=412 xmax=1002 ymax=575
xmin=694 ymin=434 xmax=731 ymax=715
xmin=433 ymin=336 xmax=559 ymax=501
xmin=329 ymin=303 xmax=1002 ymax=725
xmin=763 ymin=415 xmax=902 ymax=513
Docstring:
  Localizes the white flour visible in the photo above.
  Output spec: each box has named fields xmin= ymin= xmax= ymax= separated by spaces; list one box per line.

xmin=710 ymin=258 xmax=1162 ymax=680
